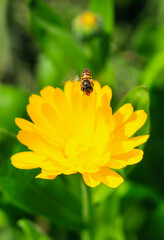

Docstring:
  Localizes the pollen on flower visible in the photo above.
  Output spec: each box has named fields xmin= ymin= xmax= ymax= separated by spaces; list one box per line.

xmin=11 ymin=80 xmax=149 ymax=188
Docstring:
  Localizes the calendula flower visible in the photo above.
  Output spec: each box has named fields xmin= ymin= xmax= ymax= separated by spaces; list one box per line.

xmin=11 ymin=81 xmax=149 ymax=188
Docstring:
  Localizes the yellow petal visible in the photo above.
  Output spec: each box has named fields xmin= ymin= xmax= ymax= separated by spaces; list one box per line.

xmin=113 ymin=103 xmax=133 ymax=129
xmin=127 ymin=150 xmax=144 ymax=164
xmin=96 ymin=84 xmax=112 ymax=110
xmin=130 ymin=135 xmax=149 ymax=147
xmin=92 ymin=80 xmax=101 ymax=94
xmin=28 ymin=99 xmax=68 ymax=148
xmin=95 ymin=152 xmax=111 ymax=167
xmin=113 ymin=110 xmax=147 ymax=141
xmin=82 ymin=172 xmax=102 ymax=187
xmin=40 ymin=86 xmax=56 ymax=106
xmin=110 ymin=135 xmax=149 ymax=156
xmin=80 ymin=95 xmax=96 ymax=137
xmin=93 ymin=105 xmax=113 ymax=154
xmin=40 ymin=159 xmax=75 ymax=174
xmin=41 ymin=86 xmax=69 ymax=122
xmin=107 ymin=159 xmax=127 ymax=169
xmin=15 ymin=118 xmax=35 ymax=131
xmin=17 ymin=130 xmax=64 ymax=157
xmin=100 ymin=167 xmax=124 ymax=188
xmin=101 ymin=85 xmax=112 ymax=104
xmin=110 ymin=139 xmax=134 ymax=155
xmin=111 ymin=149 xmax=144 ymax=165
xmin=64 ymin=80 xmax=74 ymax=100
xmin=11 ymin=151 xmax=45 ymax=169
xmin=53 ymin=88 xmax=68 ymax=118
xmin=17 ymin=130 xmax=46 ymax=154
xmin=124 ymin=110 xmax=147 ymax=137
xmin=41 ymin=102 xmax=71 ymax=140
xmin=35 ymin=171 xmax=57 ymax=180
xmin=83 ymin=167 xmax=124 ymax=188
xmin=85 ymin=152 xmax=111 ymax=171
xmin=27 ymin=94 xmax=47 ymax=129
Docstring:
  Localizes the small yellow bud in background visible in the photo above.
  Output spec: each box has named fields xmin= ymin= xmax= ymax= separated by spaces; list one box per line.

xmin=72 ymin=11 xmax=103 ymax=40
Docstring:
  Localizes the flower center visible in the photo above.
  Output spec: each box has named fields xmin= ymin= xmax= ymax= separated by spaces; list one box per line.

xmin=65 ymin=136 xmax=92 ymax=159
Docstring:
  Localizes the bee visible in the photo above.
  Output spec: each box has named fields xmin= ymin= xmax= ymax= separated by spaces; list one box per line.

xmin=80 ymin=68 xmax=94 ymax=96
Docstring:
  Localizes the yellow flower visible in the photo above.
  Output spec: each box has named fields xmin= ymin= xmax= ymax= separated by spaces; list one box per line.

xmin=72 ymin=11 xmax=103 ymax=39
xmin=80 ymin=11 xmax=97 ymax=27
xmin=11 ymin=81 xmax=149 ymax=188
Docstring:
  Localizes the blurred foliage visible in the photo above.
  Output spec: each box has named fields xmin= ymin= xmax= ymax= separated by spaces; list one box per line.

xmin=0 ymin=0 xmax=164 ymax=239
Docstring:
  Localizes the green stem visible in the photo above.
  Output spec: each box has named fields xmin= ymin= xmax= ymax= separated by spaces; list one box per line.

xmin=80 ymin=178 xmax=93 ymax=240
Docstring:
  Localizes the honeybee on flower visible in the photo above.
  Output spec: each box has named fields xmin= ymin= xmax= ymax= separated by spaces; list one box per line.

xmin=80 ymin=68 xmax=94 ymax=96
xmin=11 ymin=76 xmax=149 ymax=188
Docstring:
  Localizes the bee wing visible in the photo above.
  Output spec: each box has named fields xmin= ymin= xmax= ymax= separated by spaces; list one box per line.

xmin=73 ymin=75 xmax=80 ymax=82
xmin=62 ymin=70 xmax=80 ymax=84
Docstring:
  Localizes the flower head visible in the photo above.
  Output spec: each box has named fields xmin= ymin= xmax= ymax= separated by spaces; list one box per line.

xmin=80 ymin=11 xmax=97 ymax=27
xmin=11 ymin=81 xmax=149 ymax=188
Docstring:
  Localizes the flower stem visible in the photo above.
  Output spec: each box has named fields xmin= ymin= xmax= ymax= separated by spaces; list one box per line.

xmin=80 ymin=178 xmax=93 ymax=240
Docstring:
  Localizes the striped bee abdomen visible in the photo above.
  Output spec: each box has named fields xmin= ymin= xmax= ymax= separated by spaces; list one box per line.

xmin=81 ymin=68 xmax=92 ymax=80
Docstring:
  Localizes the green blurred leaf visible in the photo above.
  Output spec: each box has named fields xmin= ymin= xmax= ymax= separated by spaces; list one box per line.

xmin=149 ymin=203 xmax=164 ymax=239
xmin=92 ymin=184 xmax=113 ymax=205
xmin=0 ymin=0 xmax=10 ymax=80
xmin=132 ymin=21 xmax=164 ymax=58
xmin=33 ymin=19 xmax=88 ymax=67
xmin=93 ymin=186 xmax=126 ymax=240
xmin=121 ymin=181 xmax=161 ymax=203
xmin=89 ymin=0 xmax=114 ymax=34
xmin=28 ymin=0 xmax=89 ymax=86
xmin=36 ymin=54 xmax=58 ymax=88
xmin=140 ymin=51 xmax=164 ymax=90
xmin=0 ymin=169 xmax=82 ymax=230
xmin=0 ymin=227 xmax=23 ymax=240
xmin=18 ymin=219 xmax=52 ymax=240
xmin=27 ymin=0 xmax=65 ymax=29
xmin=0 ymin=84 xmax=29 ymax=133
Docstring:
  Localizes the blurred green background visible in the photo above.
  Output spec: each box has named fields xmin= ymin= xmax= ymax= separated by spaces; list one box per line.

xmin=0 ymin=0 xmax=164 ymax=239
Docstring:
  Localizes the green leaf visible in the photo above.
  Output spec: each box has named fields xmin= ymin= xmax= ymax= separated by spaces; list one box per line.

xmin=140 ymin=50 xmax=164 ymax=90
xmin=92 ymin=184 xmax=113 ymax=205
xmin=0 ymin=84 xmax=29 ymax=133
xmin=36 ymin=54 xmax=59 ymax=88
xmin=131 ymin=20 xmax=164 ymax=58
xmin=89 ymin=0 xmax=114 ymax=34
xmin=18 ymin=219 xmax=52 ymax=240
xmin=27 ymin=0 xmax=65 ymax=29
xmin=0 ymin=168 xmax=82 ymax=230
xmin=0 ymin=0 xmax=10 ymax=81
xmin=149 ymin=203 xmax=164 ymax=239
xmin=32 ymin=19 xmax=88 ymax=71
